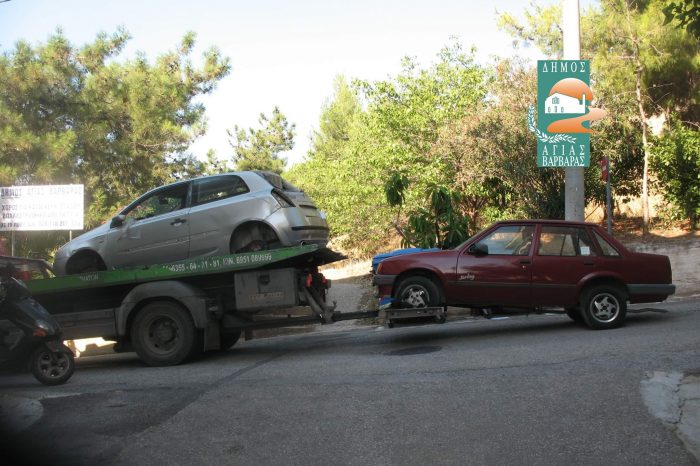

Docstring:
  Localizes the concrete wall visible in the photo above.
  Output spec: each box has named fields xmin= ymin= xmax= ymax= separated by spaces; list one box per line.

xmin=624 ymin=238 xmax=700 ymax=298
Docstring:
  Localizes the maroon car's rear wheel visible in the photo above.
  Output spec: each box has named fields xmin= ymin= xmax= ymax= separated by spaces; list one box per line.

xmin=580 ymin=285 xmax=627 ymax=330
xmin=395 ymin=276 xmax=441 ymax=308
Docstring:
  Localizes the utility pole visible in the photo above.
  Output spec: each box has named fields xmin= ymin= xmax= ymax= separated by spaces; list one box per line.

xmin=563 ymin=0 xmax=585 ymax=221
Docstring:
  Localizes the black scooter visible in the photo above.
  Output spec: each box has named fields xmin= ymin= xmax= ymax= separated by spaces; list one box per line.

xmin=0 ymin=275 xmax=75 ymax=385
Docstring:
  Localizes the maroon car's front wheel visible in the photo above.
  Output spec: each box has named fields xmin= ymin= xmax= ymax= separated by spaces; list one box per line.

xmin=395 ymin=276 xmax=441 ymax=308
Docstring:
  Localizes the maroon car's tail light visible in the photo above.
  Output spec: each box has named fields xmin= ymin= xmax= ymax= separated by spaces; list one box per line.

xmin=271 ymin=189 xmax=295 ymax=208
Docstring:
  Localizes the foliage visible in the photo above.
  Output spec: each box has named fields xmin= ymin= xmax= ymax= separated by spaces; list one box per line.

xmin=663 ymin=0 xmax=700 ymax=38
xmin=199 ymin=149 xmax=231 ymax=175
xmin=287 ymin=44 xmax=489 ymax=254
xmin=285 ymin=76 xmax=385 ymax=254
xmin=0 ymin=29 xmax=230 ymax=234
xmin=385 ymin=173 xmax=470 ymax=249
xmin=497 ymin=1 xmax=566 ymax=58
xmin=228 ymin=107 xmax=295 ymax=174
xmin=498 ymin=0 xmax=700 ymax=224
xmin=651 ymin=120 xmax=700 ymax=228
xmin=432 ymin=59 xmax=565 ymax=222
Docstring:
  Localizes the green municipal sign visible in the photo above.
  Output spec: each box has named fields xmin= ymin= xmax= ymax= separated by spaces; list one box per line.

xmin=531 ymin=60 xmax=604 ymax=168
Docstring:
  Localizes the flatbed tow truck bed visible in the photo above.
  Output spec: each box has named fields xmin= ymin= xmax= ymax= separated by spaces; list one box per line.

xmin=19 ymin=245 xmax=388 ymax=366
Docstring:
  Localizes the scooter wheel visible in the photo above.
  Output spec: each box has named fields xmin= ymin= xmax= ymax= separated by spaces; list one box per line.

xmin=30 ymin=346 xmax=75 ymax=386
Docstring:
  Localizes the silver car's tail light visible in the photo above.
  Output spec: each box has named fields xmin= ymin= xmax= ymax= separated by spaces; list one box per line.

xmin=271 ymin=189 xmax=295 ymax=208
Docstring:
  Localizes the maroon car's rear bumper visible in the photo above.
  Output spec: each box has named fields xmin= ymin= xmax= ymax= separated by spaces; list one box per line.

xmin=627 ymin=283 xmax=676 ymax=303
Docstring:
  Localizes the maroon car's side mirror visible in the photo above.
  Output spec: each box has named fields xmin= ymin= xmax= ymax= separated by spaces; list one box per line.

xmin=468 ymin=243 xmax=489 ymax=256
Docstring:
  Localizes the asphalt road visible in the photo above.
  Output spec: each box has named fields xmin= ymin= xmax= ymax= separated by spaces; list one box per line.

xmin=1 ymin=298 xmax=699 ymax=466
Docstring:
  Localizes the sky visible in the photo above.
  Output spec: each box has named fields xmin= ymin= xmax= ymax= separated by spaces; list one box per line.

xmin=0 ymin=0 xmax=570 ymax=167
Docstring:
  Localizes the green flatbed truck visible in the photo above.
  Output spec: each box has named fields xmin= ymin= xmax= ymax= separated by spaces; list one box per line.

xmin=16 ymin=245 xmax=376 ymax=366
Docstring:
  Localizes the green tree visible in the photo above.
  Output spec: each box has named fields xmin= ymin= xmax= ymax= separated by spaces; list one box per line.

xmin=0 ymin=29 xmax=231 ymax=231
xmin=385 ymin=173 xmax=470 ymax=248
xmin=286 ymin=77 xmax=373 ymax=251
xmin=228 ymin=107 xmax=295 ymax=174
xmin=288 ymin=44 xmax=489 ymax=254
xmin=432 ymin=59 xmax=565 ymax=222
xmin=498 ymin=0 xmax=699 ymax=231
xmin=651 ymin=119 xmax=700 ymax=227
xmin=664 ymin=0 xmax=700 ymax=38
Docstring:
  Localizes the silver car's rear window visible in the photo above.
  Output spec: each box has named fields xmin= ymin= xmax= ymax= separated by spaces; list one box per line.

xmin=192 ymin=175 xmax=250 ymax=206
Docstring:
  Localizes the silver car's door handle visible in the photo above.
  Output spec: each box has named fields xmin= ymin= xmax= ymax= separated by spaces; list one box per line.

xmin=170 ymin=218 xmax=187 ymax=226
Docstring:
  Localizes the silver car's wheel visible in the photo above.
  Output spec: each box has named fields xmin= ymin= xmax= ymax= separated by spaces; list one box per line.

xmin=581 ymin=285 xmax=626 ymax=330
xmin=65 ymin=252 xmax=106 ymax=275
xmin=230 ymin=223 xmax=280 ymax=253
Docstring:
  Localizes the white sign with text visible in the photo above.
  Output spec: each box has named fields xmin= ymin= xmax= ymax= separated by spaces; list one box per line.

xmin=0 ymin=185 xmax=84 ymax=231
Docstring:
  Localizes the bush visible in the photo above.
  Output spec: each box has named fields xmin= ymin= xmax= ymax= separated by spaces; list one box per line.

xmin=651 ymin=122 xmax=700 ymax=229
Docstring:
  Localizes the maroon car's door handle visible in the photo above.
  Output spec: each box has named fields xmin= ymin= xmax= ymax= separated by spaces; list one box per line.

xmin=170 ymin=218 xmax=187 ymax=226
xmin=519 ymin=259 xmax=531 ymax=264
xmin=583 ymin=261 xmax=595 ymax=266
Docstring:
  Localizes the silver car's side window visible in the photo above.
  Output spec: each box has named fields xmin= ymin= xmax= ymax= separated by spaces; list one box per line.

xmin=126 ymin=184 xmax=188 ymax=221
xmin=192 ymin=175 xmax=250 ymax=206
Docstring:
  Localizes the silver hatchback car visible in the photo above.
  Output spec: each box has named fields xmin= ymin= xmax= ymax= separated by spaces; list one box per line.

xmin=54 ymin=171 xmax=329 ymax=275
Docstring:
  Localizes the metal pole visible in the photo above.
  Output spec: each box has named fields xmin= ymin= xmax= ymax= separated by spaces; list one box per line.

xmin=10 ymin=231 xmax=14 ymax=256
xmin=563 ymin=0 xmax=585 ymax=221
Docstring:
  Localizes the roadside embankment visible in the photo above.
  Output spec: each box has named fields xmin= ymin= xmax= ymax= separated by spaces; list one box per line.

xmin=623 ymin=237 xmax=700 ymax=298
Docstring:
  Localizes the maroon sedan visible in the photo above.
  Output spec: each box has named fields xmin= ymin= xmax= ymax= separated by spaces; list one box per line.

xmin=373 ymin=220 xmax=675 ymax=329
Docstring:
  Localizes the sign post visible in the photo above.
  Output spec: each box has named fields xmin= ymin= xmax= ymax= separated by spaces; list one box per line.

xmin=601 ymin=156 xmax=612 ymax=234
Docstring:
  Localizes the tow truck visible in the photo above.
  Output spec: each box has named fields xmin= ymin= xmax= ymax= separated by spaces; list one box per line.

xmin=10 ymin=245 xmax=418 ymax=366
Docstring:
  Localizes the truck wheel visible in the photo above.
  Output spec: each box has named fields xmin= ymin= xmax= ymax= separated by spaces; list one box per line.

xmin=131 ymin=301 xmax=198 ymax=366
xmin=396 ymin=276 xmax=441 ymax=308
xmin=30 ymin=345 xmax=75 ymax=386
xmin=219 ymin=331 xmax=242 ymax=350
xmin=580 ymin=285 xmax=626 ymax=330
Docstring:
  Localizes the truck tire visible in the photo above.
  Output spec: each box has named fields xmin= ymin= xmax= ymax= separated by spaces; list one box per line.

xmin=395 ymin=276 xmax=441 ymax=308
xmin=580 ymin=285 xmax=627 ymax=330
xmin=131 ymin=301 xmax=199 ymax=366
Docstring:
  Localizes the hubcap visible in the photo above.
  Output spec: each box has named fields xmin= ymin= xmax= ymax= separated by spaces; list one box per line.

xmin=37 ymin=351 xmax=70 ymax=379
xmin=590 ymin=293 xmax=620 ymax=323
xmin=401 ymin=286 xmax=429 ymax=308
xmin=147 ymin=317 xmax=179 ymax=353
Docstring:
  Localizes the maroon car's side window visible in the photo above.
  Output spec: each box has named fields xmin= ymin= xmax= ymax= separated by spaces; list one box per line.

xmin=592 ymin=230 xmax=621 ymax=257
xmin=537 ymin=226 xmax=597 ymax=257
xmin=478 ymin=225 xmax=535 ymax=256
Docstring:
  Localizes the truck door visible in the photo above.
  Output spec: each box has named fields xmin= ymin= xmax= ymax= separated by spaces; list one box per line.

xmin=106 ymin=182 xmax=191 ymax=269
